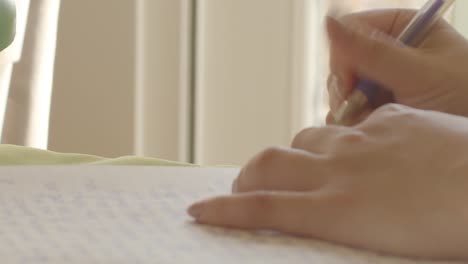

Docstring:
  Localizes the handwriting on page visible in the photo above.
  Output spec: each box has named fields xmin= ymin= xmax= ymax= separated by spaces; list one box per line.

xmin=0 ymin=167 xmax=459 ymax=264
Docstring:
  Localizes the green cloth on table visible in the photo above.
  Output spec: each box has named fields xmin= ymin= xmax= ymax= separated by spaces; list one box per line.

xmin=0 ymin=145 xmax=194 ymax=166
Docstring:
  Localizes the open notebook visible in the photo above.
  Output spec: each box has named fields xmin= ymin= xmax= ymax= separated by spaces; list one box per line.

xmin=0 ymin=166 xmax=459 ymax=263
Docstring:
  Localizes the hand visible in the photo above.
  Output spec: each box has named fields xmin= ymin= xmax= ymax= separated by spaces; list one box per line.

xmin=326 ymin=10 xmax=468 ymax=125
xmin=188 ymin=104 xmax=468 ymax=260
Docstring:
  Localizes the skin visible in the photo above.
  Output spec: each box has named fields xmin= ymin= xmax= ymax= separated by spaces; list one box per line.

xmin=188 ymin=9 xmax=468 ymax=260
xmin=327 ymin=9 xmax=468 ymax=123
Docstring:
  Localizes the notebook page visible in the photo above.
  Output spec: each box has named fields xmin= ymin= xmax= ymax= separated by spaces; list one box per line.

xmin=0 ymin=166 xmax=460 ymax=264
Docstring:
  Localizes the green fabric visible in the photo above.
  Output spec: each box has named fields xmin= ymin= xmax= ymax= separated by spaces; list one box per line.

xmin=0 ymin=3 xmax=181 ymax=167
xmin=0 ymin=0 xmax=15 ymax=51
xmin=0 ymin=144 xmax=195 ymax=166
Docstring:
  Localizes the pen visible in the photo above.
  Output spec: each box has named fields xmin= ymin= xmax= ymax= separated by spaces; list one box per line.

xmin=333 ymin=0 xmax=456 ymax=125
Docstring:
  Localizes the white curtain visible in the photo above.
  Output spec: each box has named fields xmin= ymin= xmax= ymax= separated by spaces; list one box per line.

xmin=1 ymin=0 xmax=60 ymax=149
xmin=135 ymin=0 xmax=468 ymax=166
xmin=136 ymin=0 xmax=306 ymax=165
xmin=3 ymin=0 xmax=463 ymax=164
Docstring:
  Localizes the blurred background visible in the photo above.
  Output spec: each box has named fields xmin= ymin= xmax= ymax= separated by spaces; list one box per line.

xmin=0 ymin=0 xmax=466 ymax=166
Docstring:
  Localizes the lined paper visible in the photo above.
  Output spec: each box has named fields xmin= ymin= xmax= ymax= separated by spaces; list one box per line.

xmin=0 ymin=166 xmax=460 ymax=264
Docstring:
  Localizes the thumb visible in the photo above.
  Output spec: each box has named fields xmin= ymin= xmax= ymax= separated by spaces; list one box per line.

xmin=326 ymin=16 xmax=425 ymax=94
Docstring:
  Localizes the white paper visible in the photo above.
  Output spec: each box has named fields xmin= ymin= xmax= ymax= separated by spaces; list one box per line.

xmin=0 ymin=166 xmax=460 ymax=264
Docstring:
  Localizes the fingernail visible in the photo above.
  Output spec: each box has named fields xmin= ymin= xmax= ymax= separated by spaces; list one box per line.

xmin=329 ymin=75 xmax=345 ymax=112
xmin=329 ymin=75 xmax=338 ymax=108
xmin=337 ymin=74 xmax=348 ymax=99
xmin=326 ymin=111 xmax=336 ymax=125
xmin=188 ymin=201 xmax=205 ymax=219
xmin=330 ymin=75 xmax=345 ymax=101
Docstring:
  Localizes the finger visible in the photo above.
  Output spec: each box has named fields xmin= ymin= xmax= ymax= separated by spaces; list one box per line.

xmin=328 ymin=105 xmax=364 ymax=127
xmin=326 ymin=112 xmax=335 ymax=125
xmin=327 ymin=10 xmax=415 ymax=104
xmin=326 ymin=16 xmax=427 ymax=96
xmin=232 ymin=178 xmax=239 ymax=193
xmin=291 ymin=125 xmax=351 ymax=153
xmin=341 ymin=9 xmax=452 ymax=45
xmin=188 ymin=191 xmax=352 ymax=240
xmin=235 ymin=147 xmax=329 ymax=193
xmin=187 ymin=191 xmax=446 ymax=260
xmin=328 ymin=57 xmax=355 ymax=100
xmin=341 ymin=9 xmax=416 ymax=38
xmin=357 ymin=103 xmax=411 ymax=131
xmin=327 ymin=10 xmax=416 ymax=109
xmin=350 ymin=108 xmax=373 ymax=126
xmin=327 ymin=74 xmax=346 ymax=114
xmin=327 ymin=80 xmax=392 ymax=126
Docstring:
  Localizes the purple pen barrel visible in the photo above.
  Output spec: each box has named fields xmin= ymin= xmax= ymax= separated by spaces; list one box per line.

xmin=356 ymin=79 xmax=380 ymax=106
xmin=399 ymin=0 xmax=452 ymax=46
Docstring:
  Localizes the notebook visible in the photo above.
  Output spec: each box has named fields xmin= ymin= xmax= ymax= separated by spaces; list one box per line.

xmin=0 ymin=166 xmax=459 ymax=263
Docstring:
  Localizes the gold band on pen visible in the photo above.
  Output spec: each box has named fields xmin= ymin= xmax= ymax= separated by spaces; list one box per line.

xmin=333 ymin=90 xmax=368 ymax=125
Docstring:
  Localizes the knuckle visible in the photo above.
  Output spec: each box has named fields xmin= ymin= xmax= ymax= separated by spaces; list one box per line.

xmin=360 ymin=104 xmax=422 ymax=134
xmin=291 ymin=127 xmax=338 ymax=149
xmin=380 ymin=103 xmax=405 ymax=112
xmin=373 ymin=103 xmax=413 ymax=119
xmin=240 ymin=147 xmax=285 ymax=191
xmin=291 ymin=128 xmax=314 ymax=148
xmin=254 ymin=147 xmax=285 ymax=167
xmin=336 ymin=130 xmax=367 ymax=145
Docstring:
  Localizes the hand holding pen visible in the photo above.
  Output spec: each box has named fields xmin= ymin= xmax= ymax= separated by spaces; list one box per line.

xmin=327 ymin=0 xmax=460 ymax=125
xmin=190 ymin=5 xmax=468 ymax=260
